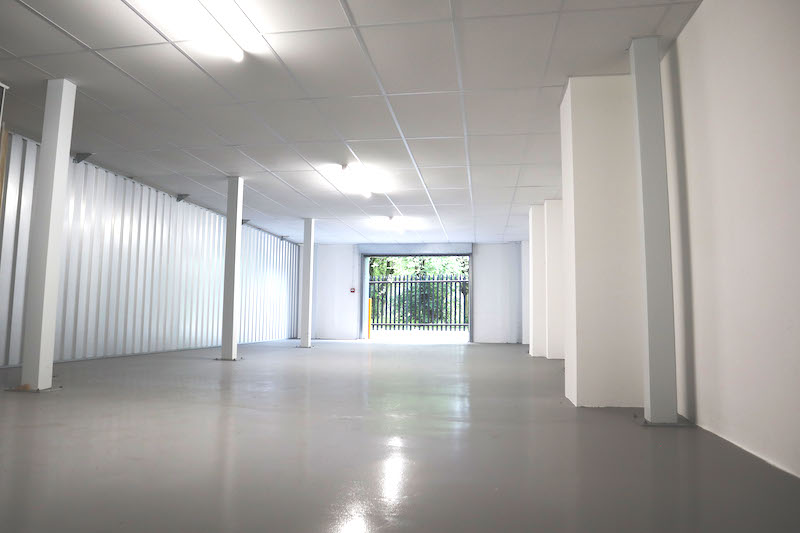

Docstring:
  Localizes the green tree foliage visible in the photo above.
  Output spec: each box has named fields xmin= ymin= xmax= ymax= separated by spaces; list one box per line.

xmin=368 ymin=256 xmax=470 ymax=330
xmin=369 ymin=255 xmax=469 ymax=278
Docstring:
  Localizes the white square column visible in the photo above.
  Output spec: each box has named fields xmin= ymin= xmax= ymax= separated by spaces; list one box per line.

xmin=630 ymin=37 xmax=679 ymax=423
xmin=544 ymin=200 xmax=564 ymax=359
xmin=560 ymin=75 xmax=648 ymax=408
xmin=529 ymin=205 xmax=546 ymax=357
xmin=20 ymin=79 xmax=76 ymax=390
xmin=299 ymin=218 xmax=315 ymax=348
xmin=221 ymin=176 xmax=243 ymax=361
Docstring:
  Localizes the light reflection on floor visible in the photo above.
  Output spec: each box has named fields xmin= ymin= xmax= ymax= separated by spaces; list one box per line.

xmin=1 ymin=341 xmax=799 ymax=532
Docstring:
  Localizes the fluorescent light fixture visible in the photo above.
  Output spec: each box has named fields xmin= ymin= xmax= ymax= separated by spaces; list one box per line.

xmin=322 ymin=163 xmax=392 ymax=198
xmin=133 ymin=0 xmax=268 ymax=62
xmin=199 ymin=0 xmax=268 ymax=54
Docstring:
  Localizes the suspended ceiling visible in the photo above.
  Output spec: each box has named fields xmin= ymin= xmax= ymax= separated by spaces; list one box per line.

xmin=0 ymin=0 xmax=699 ymax=243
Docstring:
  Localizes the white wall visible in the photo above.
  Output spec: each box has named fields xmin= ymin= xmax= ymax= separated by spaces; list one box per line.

xmin=472 ymin=243 xmax=522 ymax=343
xmin=521 ymin=240 xmax=529 ymax=345
xmin=544 ymin=200 xmax=564 ymax=359
xmin=561 ymin=76 xmax=647 ymax=408
xmin=0 ymin=134 xmax=299 ymax=367
xmin=662 ymin=0 xmax=800 ymax=476
xmin=530 ymin=205 xmax=547 ymax=357
xmin=312 ymin=244 xmax=361 ymax=340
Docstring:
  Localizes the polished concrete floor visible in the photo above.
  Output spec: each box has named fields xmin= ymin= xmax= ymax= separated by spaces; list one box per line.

xmin=1 ymin=341 xmax=799 ymax=533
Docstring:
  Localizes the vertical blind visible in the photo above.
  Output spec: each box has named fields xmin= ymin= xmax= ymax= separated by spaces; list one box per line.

xmin=0 ymin=133 xmax=299 ymax=367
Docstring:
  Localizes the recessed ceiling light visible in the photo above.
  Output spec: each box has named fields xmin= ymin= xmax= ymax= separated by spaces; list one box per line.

xmin=133 ymin=0 xmax=267 ymax=62
xmin=199 ymin=0 xmax=268 ymax=55
xmin=321 ymin=163 xmax=393 ymax=198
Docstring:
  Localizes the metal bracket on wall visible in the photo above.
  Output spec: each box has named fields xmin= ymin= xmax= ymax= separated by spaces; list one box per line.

xmin=176 ymin=194 xmax=190 ymax=203
xmin=73 ymin=152 xmax=93 ymax=163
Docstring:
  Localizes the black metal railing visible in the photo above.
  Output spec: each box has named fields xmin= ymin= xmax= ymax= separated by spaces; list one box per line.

xmin=368 ymin=275 xmax=469 ymax=331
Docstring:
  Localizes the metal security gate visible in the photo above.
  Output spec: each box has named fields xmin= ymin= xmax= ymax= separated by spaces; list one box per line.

xmin=368 ymin=275 xmax=469 ymax=331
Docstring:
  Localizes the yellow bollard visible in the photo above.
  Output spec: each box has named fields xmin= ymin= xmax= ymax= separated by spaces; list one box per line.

xmin=368 ymin=298 xmax=372 ymax=339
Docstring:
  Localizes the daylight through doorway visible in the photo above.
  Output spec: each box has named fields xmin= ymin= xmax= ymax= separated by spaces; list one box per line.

xmin=367 ymin=256 xmax=470 ymax=343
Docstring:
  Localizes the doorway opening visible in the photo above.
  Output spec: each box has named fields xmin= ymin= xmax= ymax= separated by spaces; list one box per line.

xmin=365 ymin=255 xmax=470 ymax=343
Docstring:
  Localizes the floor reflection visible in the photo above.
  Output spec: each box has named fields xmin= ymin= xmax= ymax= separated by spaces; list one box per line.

xmin=382 ymin=437 xmax=406 ymax=505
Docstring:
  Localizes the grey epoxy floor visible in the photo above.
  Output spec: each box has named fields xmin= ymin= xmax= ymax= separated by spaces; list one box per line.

xmin=1 ymin=341 xmax=799 ymax=533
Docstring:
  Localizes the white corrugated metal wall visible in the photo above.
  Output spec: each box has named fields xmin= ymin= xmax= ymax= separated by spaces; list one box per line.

xmin=0 ymin=133 xmax=299 ymax=367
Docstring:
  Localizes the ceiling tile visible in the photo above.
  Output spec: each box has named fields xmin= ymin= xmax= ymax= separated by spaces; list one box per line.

xmin=387 ymin=189 xmax=432 ymax=206
xmin=239 ymin=144 xmax=313 ymax=172
xmin=315 ymin=96 xmax=398 ymax=140
xmin=390 ymin=93 xmax=464 ymax=138
xmin=396 ymin=205 xmax=435 ymax=217
xmin=245 ymin=99 xmax=339 ymax=143
xmin=518 ymin=164 xmax=561 ymax=186
xmin=186 ymin=104 xmax=282 ymax=145
xmin=75 ymin=111 xmax=171 ymax=151
xmin=175 ymin=173 xmax=228 ymax=194
xmin=349 ymin=0 xmax=451 ymax=25
xmin=274 ymin=170 xmax=339 ymax=195
xmin=101 ymin=43 xmax=235 ymax=107
xmin=513 ymin=186 xmax=561 ymax=204
xmin=186 ymin=147 xmax=265 ymax=175
xmin=523 ymin=133 xmax=561 ymax=164
xmin=429 ymin=188 xmax=470 ymax=205
xmin=408 ymin=138 xmax=466 ymax=167
xmin=509 ymin=204 xmax=533 ymax=216
xmin=25 ymin=51 xmax=166 ymax=110
xmin=464 ymin=87 xmax=561 ymax=135
xmin=74 ymin=92 xmax=112 ymax=115
xmin=293 ymin=141 xmax=357 ymax=169
xmin=71 ymin=125 xmax=126 ymax=154
xmin=458 ymin=14 xmax=557 ymax=90
xmin=455 ymin=0 xmax=562 ymax=17
xmin=268 ymin=28 xmax=379 ymax=97
xmin=89 ymin=151 xmax=172 ymax=178
xmin=473 ymin=187 xmax=515 ymax=205
xmin=122 ymin=108 xmax=224 ymax=147
xmin=24 ymin=0 xmax=164 ymax=48
xmin=140 ymin=149 xmax=222 ymax=175
xmin=0 ymin=58 xmax=49 ymax=105
xmin=1 ymin=92 xmax=44 ymax=139
xmin=349 ymin=139 xmax=414 ymax=169
xmin=545 ymin=6 xmax=667 ymax=85
xmin=361 ymin=22 xmax=459 ymax=93
xmin=470 ymin=166 xmax=521 ymax=187
xmin=236 ymin=0 xmax=348 ymax=33
xmin=563 ymin=0 xmax=671 ymax=9
xmin=246 ymin=174 xmax=318 ymax=209
xmin=385 ymin=169 xmax=425 ymax=190
xmin=188 ymin=51 xmax=302 ymax=102
xmin=0 ymin=0 xmax=84 ymax=56
xmin=305 ymin=190 xmax=363 ymax=216
xmin=421 ymin=167 xmax=468 ymax=189
xmin=468 ymin=135 xmax=528 ymax=165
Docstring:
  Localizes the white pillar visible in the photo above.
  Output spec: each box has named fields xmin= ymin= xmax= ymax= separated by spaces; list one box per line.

xmin=630 ymin=37 xmax=678 ymax=423
xmin=529 ymin=205 xmax=546 ymax=357
xmin=221 ymin=176 xmax=243 ymax=361
xmin=20 ymin=79 xmax=76 ymax=390
xmin=299 ymin=218 xmax=315 ymax=348
xmin=544 ymin=200 xmax=564 ymax=359
xmin=560 ymin=76 xmax=647 ymax=408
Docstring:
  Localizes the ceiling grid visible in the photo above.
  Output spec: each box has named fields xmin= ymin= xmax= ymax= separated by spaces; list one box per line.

xmin=0 ymin=0 xmax=702 ymax=243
